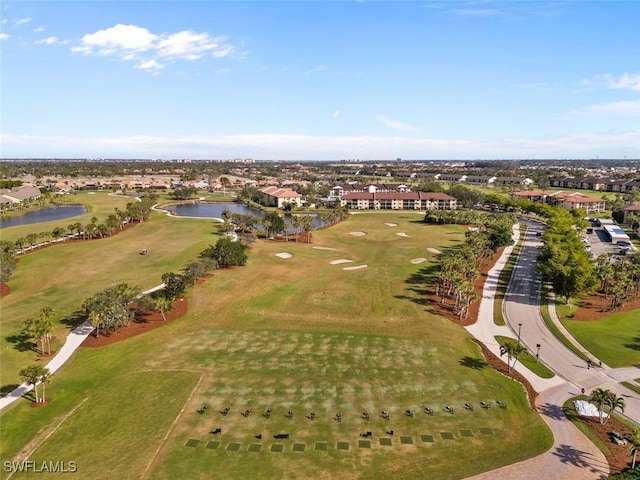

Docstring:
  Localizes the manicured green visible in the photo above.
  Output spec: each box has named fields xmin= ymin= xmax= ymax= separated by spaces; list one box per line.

xmin=495 ymin=336 xmax=555 ymax=379
xmin=1 ymin=205 xmax=217 ymax=384
xmin=621 ymin=382 xmax=640 ymax=395
xmin=563 ymin=309 xmax=640 ymax=368
xmin=540 ymin=287 xmax=590 ymax=363
xmin=1 ymin=211 xmax=552 ymax=480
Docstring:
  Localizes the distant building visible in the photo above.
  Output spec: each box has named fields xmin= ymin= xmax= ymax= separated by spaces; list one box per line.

xmin=341 ymin=191 xmax=456 ymax=210
xmin=0 ymin=185 xmax=42 ymax=204
xmin=257 ymin=186 xmax=303 ymax=209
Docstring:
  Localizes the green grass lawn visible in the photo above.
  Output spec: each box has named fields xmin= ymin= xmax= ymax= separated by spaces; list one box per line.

xmin=494 ymin=336 xmax=555 ymax=379
xmin=1 ymin=208 xmax=218 ymax=385
xmin=562 ymin=309 xmax=640 ymax=368
xmin=0 ymin=211 xmax=552 ymax=479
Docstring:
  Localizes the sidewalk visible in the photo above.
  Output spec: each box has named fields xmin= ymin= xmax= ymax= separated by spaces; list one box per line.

xmin=0 ymin=284 xmax=164 ymax=412
xmin=465 ymin=224 xmax=564 ymax=394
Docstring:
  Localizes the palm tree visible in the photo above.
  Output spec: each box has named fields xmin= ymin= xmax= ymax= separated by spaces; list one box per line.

xmin=589 ymin=388 xmax=608 ymax=424
xmin=499 ymin=339 xmax=525 ymax=374
xmin=604 ymin=391 xmax=625 ymax=424
xmin=19 ymin=364 xmax=47 ymax=403
xmin=628 ymin=428 xmax=640 ymax=469
xmin=39 ymin=367 xmax=51 ymax=403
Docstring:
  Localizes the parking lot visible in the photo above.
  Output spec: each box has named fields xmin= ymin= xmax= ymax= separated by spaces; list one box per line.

xmin=582 ymin=221 xmax=635 ymax=258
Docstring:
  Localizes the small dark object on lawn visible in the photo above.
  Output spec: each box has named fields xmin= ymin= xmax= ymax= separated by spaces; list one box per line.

xmin=255 ymin=434 xmax=262 ymax=440
xmin=274 ymin=433 xmax=289 ymax=439
xmin=445 ymin=406 xmax=454 ymax=413
xmin=286 ymin=410 xmax=293 ymax=419
xmin=464 ymin=403 xmax=474 ymax=411
xmin=242 ymin=409 xmax=252 ymax=417
xmin=362 ymin=411 xmax=369 ymax=420
xmin=481 ymin=402 xmax=491 ymax=409
xmin=308 ymin=412 xmax=315 ymax=420
xmin=424 ymin=407 xmax=434 ymax=415
xmin=386 ymin=430 xmax=394 ymax=436
xmin=335 ymin=413 xmax=342 ymax=422
xmin=197 ymin=403 xmax=209 ymax=414
xmin=381 ymin=410 xmax=390 ymax=419
xmin=140 ymin=249 xmax=148 ymax=255
xmin=264 ymin=409 xmax=271 ymax=418
xmin=211 ymin=428 xmax=222 ymax=435
xmin=360 ymin=431 xmax=372 ymax=438
xmin=221 ymin=407 xmax=230 ymax=416
xmin=405 ymin=409 xmax=414 ymax=417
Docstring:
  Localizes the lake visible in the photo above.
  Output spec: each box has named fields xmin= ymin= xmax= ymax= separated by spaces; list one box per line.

xmin=0 ymin=205 xmax=87 ymax=229
xmin=162 ymin=203 xmax=326 ymax=231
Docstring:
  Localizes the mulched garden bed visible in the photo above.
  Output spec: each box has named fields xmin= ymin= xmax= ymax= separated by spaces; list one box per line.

xmin=81 ymin=297 xmax=188 ymax=348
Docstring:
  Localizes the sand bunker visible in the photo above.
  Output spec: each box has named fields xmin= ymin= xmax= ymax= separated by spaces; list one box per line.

xmin=410 ymin=258 xmax=427 ymax=264
xmin=396 ymin=232 xmax=410 ymax=237
xmin=275 ymin=252 xmax=293 ymax=259
xmin=349 ymin=231 xmax=367 ymax=236
xmin=427 ymin=248 xmax=442 ymax=254
xmin=313 ymin=246 xmax=337 ymax=251
xmin=385 ymin=223 xmax=398 ymax=227
xmin=343 ymin=265 xmax=368 ymax=271
xmin=330 ymin=259 xmax=354 ymax=265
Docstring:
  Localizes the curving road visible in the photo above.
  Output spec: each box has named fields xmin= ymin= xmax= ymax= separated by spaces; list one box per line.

xmin=506 ymin=221 xmax=640 ymax=425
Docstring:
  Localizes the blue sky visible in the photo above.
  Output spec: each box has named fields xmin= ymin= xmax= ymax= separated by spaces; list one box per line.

xmin=1 ymin=1 xmax=639 ymax=160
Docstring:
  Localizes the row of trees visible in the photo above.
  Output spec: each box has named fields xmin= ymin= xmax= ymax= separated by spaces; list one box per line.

xmin=595 ymin=252 xmax=640 ymax=310
xmin=433 ymin=212 xmax=515 ymax=319
xmin=537 ymin=209 xmax=596 ymax=305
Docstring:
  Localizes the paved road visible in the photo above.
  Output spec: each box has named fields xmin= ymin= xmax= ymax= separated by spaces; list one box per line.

xmin=505 ymin=221 xmax=640 ymax=425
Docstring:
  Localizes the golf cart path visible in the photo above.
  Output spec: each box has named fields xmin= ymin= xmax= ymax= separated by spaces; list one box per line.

xmin=0 ymin=284 xmax=165 ymax=412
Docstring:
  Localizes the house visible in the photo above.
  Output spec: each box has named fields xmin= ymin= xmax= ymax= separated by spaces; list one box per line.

xmin=340 ymin=191 xmax=456 ymax=210
xmin=257 ymin=186 xmax=303 ymax=209
xmin=550 ymin=192 xmax=607 ymax=214
xmin=0 ymin=185 xmax=42 ymax=204
xmin=511 ymin=190 xmax=553 ymax=203
xmin=466 ymin=175 xmax=495 ymax=185
xmin=622 ymin=204 xmax=640 ymax=225
xmin=494 ymin=176 xmax=534 ymax=186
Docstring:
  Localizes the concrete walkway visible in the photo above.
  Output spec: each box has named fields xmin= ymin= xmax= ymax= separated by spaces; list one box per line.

xmin=0 ymin=285 xmax=165 ymax=412
xmin=465 ymin=223 xmax=609 ymax=480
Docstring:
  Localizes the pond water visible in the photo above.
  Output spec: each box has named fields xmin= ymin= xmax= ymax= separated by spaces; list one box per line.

xmin=0 ymin=205 xmax=87 ymax=229
xmin=164 ymin=202 xmax=261 ymax=218
xmin=163 ymin=202 xmax=326 ymax=231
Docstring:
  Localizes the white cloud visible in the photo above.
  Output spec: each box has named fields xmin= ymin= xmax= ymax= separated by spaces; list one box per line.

xmin=216 ymin=67 xmax=231 ymax=75
xmin=136 ymin=59 xmax=164 ymax=74
xmin=3 ymin=129 xmax=639 ymax=160
xmin=376 ymin=114 xmax=417 ymax=132
xmin=156 ymin=30 xmax=232 ymax=60
xmin=568 ymin=101 xmax=640 ymax=117
xmin=33 ymin=26 xmax=44 ymax=33
xmin=36 ymin=36 xmax=66 ymax=45
xmin=71 ymin=24 xmax=235 ymax=74
xmin=14 ymin=17 xmax=32 ymax=27
xmin=333 ymin=109 xmax=341 ymax=118
xmin=72 ymin=24 xmax=157 ymax=56
xmin=0 ymin=33 xmax=9 ymax=41
xmin=581 ymin=73 xmax=640 ymax=92
xmin=304 ymin=64 xmax=326 ymax=75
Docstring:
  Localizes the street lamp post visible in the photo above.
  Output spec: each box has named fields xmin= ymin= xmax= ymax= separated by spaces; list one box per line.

xmin=536 ymin=343 xmax=541 ymax=362
xmin=517 ymin=323 xmax=523 ymax=343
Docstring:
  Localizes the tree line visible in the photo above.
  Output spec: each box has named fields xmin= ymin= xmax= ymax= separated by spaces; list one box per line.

xmin=431 ymin=211 xmax=515 ymax=319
